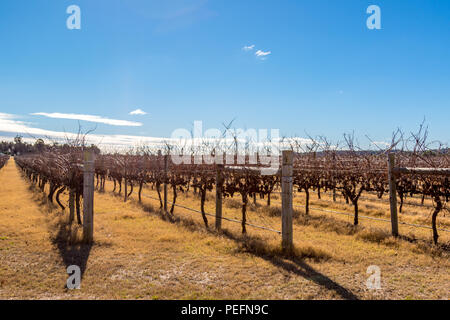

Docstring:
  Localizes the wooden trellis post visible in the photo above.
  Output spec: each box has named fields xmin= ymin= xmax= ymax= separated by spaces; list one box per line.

xmin=83 ymin=150 xmax=95 ymax=243
xmin=332 ymin=154 xmax=337 ymax=202
xmin=215 ymin=164 xmax=224 ymax=230
xmin=388 ymin=153 xmax=399 ymax=237
xmin=164 ymin=154 xmax=168 ymax=212
xmin=281 ymin=150 xmax=294 ymax=253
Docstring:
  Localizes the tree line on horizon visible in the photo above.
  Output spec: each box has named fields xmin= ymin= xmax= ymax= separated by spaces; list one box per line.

xmin=0 ymin=135 xmax=100 ymax=156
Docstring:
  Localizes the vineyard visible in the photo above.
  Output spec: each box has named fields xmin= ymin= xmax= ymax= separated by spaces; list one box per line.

xmin=2 ymin=138 xmax=450 ymax=299
xmin=14 ymin=142 xmax=450 ymax=247
xmin=0 ymin=155 xmax=9 ymax=170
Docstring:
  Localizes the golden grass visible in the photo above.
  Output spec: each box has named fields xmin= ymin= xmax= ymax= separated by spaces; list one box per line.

xmin=0 ymin=159 xmax=449 ymax=300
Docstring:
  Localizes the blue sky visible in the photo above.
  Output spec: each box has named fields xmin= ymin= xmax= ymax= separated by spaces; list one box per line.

xmin=0 ymin=0 xmax=449 ymax=148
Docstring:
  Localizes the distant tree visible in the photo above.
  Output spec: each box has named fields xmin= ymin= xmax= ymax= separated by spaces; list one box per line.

xmin=34 ymin=139 xmax=46 ymax=153
xmin=14 ymin=135 xmax=23 ymax=145
xmin=89 ymin=144 xmax=101 ymax=155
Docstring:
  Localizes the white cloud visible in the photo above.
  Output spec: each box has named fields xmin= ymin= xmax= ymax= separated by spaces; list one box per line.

xmin=0 ymin=113 xmax=314 ymax=153
xmin=0 ymin=113 xmax=166 ymax=150
xmin=0 ymin=113 xmax=326 ymax=157
xmin=129 ymin=109 xmax=147 ymax=116
xmin=242 ymin=44 xmax=255 ymax=51
xmin=0 ymin=113 xmax=15 ymax=120
xmin=31 ymin=112 xmax=142 ymax=127
xmin=255 ymin=50 xmax=271 ymax=57
xmin=371 ymin=141 xmax=390 ymax=147
xmin=0 ymin=113 xmax=70 ymax=139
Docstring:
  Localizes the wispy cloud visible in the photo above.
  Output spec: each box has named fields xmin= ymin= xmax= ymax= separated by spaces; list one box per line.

xmin=0 ymin=113 xmax=314 ymax=152
xmin=0 ymin=113 xmax=164 ymax=150
xmin=129 ymin=109 xmax=147 ymax=116
xmin=31 ymin=112 xmax=142 ymax=127
xmin=371 ymin=141 xmax=390 ymax=147
xmin=242 ymin=44 xmax=255 ymax=51
xmin=0 ymin=113 xmax=71 ymax=139
xmin=242 ymin=45 xmax=272 ymax=60
xmin=255 ymin=50 xmax=271 ymax=57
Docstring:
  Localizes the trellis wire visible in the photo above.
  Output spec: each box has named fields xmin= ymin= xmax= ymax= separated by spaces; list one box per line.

xmin=282 ymin=201 xmax=450 ymax=233
xmin=143 ymin=193 xmax=281 ymax=234
xmin=143 ymin=188 xmax=449 ymax=235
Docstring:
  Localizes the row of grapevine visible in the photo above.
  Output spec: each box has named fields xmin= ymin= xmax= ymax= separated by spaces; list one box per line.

xmin=15 ymin=149 xmax=86 ymax=223
xmin=92 ymin=150 xmax=448 ymax=243
xmin=95 ymin=154 xmax=278 ymax=233
xmin=14 ymin=145 xmax=449 ymax=244
xmin=0 ymin=155 xmax=9 ymax=170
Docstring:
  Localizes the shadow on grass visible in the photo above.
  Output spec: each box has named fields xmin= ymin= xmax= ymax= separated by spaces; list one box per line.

xmin=128 ymin=194 xmax=359 ymax=300
xmin=26 ymin=184 xmax=56 ymax=209
xmin=219 ymin=228 xmax=359 ymax=300
xmin=50 ymin=218 xmax=92 ymax=285
xmin=23 ymin=176 xmax=93 ymax=286
xmin=108 ymin=190 xmax=176 ymax=223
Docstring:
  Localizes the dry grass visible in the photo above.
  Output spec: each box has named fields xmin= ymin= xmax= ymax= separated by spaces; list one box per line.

xmin=0 ymin=159 xmax=449 ymax=300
